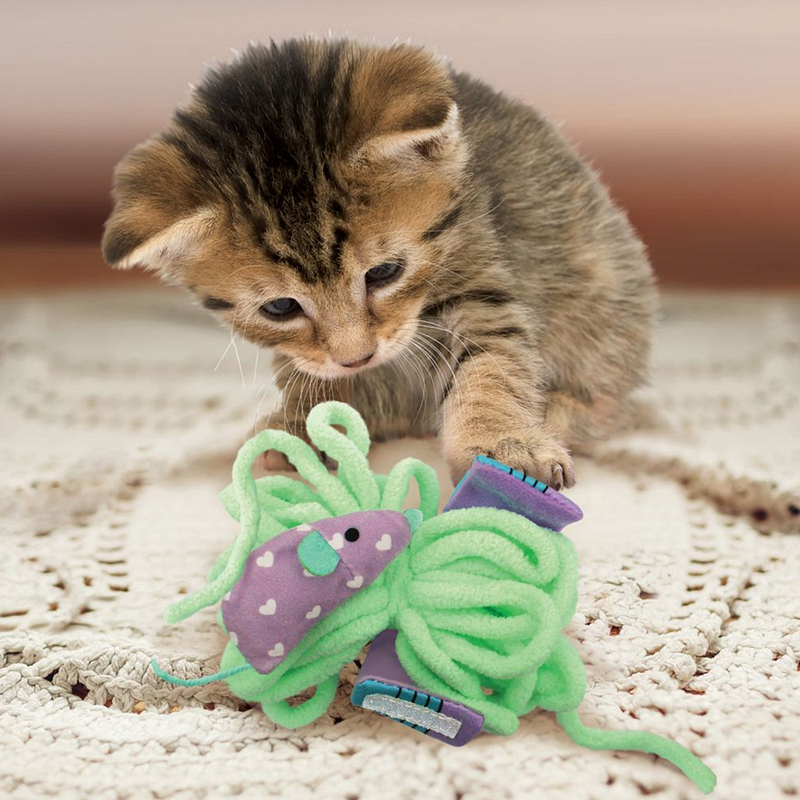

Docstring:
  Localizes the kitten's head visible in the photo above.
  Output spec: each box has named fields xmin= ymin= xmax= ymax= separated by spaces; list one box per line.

xmin=103 ymin=39 xmax=466 ymax=378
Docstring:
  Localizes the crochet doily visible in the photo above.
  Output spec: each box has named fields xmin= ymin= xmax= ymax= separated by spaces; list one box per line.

xmin=1 ymin=288 xmax=798 ymax=799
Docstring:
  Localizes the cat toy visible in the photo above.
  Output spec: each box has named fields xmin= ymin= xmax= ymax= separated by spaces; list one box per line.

xmin=152 ymin=402 xmax=716 ymax=794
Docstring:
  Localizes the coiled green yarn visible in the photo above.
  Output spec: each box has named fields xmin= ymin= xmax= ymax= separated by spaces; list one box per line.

xmin=160 ymin=401 xmax=715 ymax=794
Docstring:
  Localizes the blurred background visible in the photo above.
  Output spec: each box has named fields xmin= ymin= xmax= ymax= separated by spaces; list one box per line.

xmin=1 ymin=0 xmax=798 ymax=291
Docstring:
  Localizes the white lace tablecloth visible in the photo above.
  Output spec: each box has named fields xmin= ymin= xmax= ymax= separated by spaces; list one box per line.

xmin=1 ymin=287 xmax=799 ymax=800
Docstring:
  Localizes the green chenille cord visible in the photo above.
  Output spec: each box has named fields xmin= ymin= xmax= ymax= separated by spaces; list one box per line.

xmin=158 ymin=401 xmax=715 ymax=794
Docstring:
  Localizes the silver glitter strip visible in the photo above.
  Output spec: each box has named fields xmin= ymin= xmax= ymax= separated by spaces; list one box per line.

xmin=361 ymin=694 xmax=463 ymax=738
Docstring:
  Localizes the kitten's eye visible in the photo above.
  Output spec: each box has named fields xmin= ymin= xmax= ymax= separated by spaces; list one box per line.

xmin=260 ymin=297 xmax=302 ymax=319
xmin=365 ymin=259 xmax=404 ymax=289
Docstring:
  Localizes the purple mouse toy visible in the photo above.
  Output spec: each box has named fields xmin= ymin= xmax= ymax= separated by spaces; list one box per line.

xmin=221 ymin=509 xmax=421 ymax=674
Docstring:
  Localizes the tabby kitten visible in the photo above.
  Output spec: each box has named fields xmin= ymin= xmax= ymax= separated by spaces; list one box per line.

xmin=103 ymin=38 xmax=656 ymax=488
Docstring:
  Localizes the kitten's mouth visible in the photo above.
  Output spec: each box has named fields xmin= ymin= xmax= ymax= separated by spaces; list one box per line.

xmin=300 ymin=342 xmax=394 ymax=380
xmin=294 ymin=321 xmax=419 ymax=381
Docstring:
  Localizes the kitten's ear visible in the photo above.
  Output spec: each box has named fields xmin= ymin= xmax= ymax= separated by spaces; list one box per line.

xmin=102 ymin=139 xmax=215 ymax=274
xmin=348 ymin=46 xmax=462 ymax=167
xmin=353 ymin=102 xmax=460 ymax=165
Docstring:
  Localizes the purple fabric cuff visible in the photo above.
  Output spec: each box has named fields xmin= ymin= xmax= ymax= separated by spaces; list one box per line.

xmin=445 ymin=455 xmax=583 ymax=530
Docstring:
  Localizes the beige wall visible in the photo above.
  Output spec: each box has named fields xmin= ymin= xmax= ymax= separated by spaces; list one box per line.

xmin=5 ymin=1 xmax=799 ymax=142
xmin=2 ymin=1 xmax=799 ymax=286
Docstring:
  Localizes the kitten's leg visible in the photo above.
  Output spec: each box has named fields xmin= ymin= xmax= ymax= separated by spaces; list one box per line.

xmin=545 ymin=388 xmax=663 ymax=455
xmin=544 ymin=390 xmax=603 ymax=455
xmin=438 ymin=344 xmax=575 ymax=489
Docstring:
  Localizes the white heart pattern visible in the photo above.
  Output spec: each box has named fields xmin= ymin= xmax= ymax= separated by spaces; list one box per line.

xmin=259 ymin=599 xmax=277 ymax=616
xmin=256 ymin=551 xmax=274 ymax=568
xmin=296 ymin=523 xmax=312 ymax=532
xmin=229 ymin=631 xmax=238 ymax=646
xmin=268 ymin=642 xmax=284 ymax=658
xmin=330 ymin=532 xmax=344 ymax=551
xmin=223 ymin=591 xmax=231 ymax=602
xmin=346 ymin=575 xmax=364 ymax=589
xmin=302 ymin=569 xmax=314 ymax=578
xmin=305 ymin=605 xmax=322 ymax=620
xmin=376 ymin=534 xmax=392 ymax=551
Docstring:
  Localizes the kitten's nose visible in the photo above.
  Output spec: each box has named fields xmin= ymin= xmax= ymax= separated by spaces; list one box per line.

xmin=340 ymin=352 xmax=375 ymax=369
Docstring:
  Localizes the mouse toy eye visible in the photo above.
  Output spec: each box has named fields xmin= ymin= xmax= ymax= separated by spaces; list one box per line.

xmin=344 ymin=527 xmax=360 ymax=542
xmin=260 ymin=298 xmax=302 ymax=319
xmin=365 ymin=259 xmax=404 ymax=289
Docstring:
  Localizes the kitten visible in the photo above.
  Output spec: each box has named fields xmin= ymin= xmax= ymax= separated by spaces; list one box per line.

xmin=103 ymin=38 xmax=656 ymax=488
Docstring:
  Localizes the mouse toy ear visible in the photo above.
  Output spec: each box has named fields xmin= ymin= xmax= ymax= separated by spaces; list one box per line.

xmin=403 ymin=508 xmax=423 ymax=533
xmin=297 ymin=530 xmax=341 ymax=577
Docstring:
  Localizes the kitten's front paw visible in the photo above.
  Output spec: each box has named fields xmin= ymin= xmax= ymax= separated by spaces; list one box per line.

xmin=254 ymin=413 xmax=302 ymax=473
xmin=445 ymin=429 xmax=575 ymax=490
xmin=262 ymin=448 xmax=294 ymax=473
xmin=254 ymin=414 xmax=336 ymax=473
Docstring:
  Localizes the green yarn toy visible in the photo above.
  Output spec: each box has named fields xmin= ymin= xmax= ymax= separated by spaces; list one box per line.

xmin=153 ymin=401 xmax=715 ymax=794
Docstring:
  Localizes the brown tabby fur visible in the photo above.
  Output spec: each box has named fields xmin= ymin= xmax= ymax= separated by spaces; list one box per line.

xmin=102 ymin=38 xmax=657 ymax=488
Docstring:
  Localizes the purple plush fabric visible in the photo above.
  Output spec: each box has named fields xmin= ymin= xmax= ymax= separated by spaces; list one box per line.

xmin=445 ymin=456 xmax=583 ymax=531
xmin=221 ymin=510 xmax=412 ymax=674
xmin=355 ymin=630 xmax=486 ymax=746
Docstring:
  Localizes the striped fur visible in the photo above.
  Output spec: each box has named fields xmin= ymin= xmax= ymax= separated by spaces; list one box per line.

xmin=102 ymin=38 xmax=656 ymax=487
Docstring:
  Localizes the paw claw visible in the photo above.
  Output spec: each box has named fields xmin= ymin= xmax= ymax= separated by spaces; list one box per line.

xmin=551 ymin=463 xmax=564 ymax=491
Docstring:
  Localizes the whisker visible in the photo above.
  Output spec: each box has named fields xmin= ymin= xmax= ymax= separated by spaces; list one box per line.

xmin=218 ymin=264 xmax=271 ymax=292
xmin=296 ymin=373 xmax=311 ymax=437
xmin=407 ymin=335 xmax=454 ymax=407
xmin=252 ymin=360 xmax=297 ymax=435
xmin=256 ymin=357 xmax=293 ymax=402
xmin=214 ymin=338 xmax=234 ymax=372
xmin=422 ymin=318 xmax=533 ymax=417
xmin=417 ymin=319 xmax=504 ymax=376
xmin=396 ymin=348 xmax=427 ymax=430
xmin=413 ymin=329 xmax=474 ymax=407
xmin=407 ymin=337 xmax=453 ymax=430
xmin=230 ymin=333 xmax=245 ymax=387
